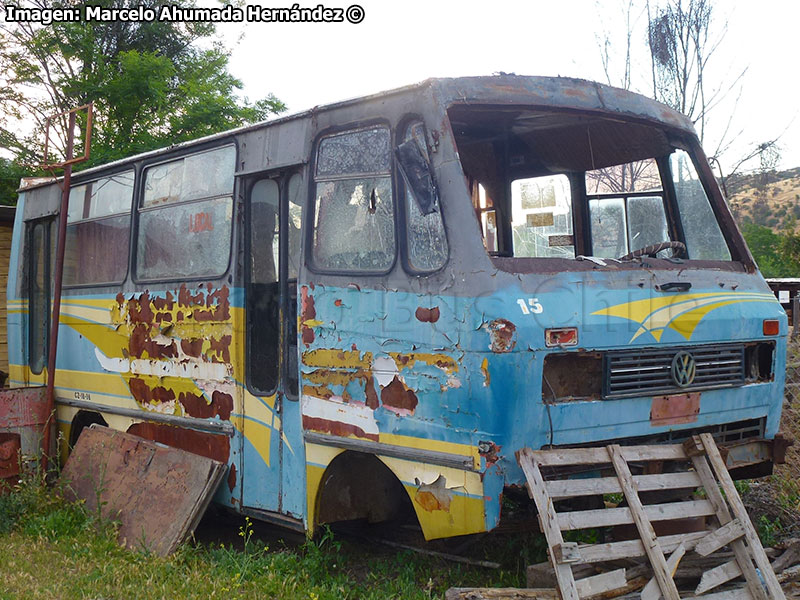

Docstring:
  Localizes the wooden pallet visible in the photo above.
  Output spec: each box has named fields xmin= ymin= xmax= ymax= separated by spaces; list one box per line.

xmin=517 ymin=433 xmax=785 ymax=599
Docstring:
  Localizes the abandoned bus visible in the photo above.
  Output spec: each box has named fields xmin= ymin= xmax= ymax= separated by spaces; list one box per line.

xmin=7 ymin=76 xmax=787 ymax=540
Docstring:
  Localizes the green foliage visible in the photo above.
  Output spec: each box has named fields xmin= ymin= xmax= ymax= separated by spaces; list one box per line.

xmin=0 ymin=0 xmax=286 ymax=204
xmin=756 ymin=514 xmax=782 ymax=548
xmin=741 ymin=222 xmax=800 ymax=277
xmin=0 ymin=157 xmax=26 ymax=205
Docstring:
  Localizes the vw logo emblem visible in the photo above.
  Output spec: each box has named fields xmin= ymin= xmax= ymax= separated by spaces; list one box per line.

xmin=671 ymin=351 xmax=696 ymax=387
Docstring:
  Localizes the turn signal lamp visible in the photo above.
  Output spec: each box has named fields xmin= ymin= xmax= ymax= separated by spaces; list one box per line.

xmin=763 ymin=319 xmax=779 ymax=336
xmin=545 ymin=327 xmax=578 ymax=347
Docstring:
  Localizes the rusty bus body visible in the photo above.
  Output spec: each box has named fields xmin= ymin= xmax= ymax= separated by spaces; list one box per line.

xmin=7 ymin=76 xmax=787 ymax=539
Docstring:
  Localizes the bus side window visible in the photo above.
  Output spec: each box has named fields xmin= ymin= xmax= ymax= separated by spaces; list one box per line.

xmin=249 ymin=179 xmax=280 ymax=394
xmin=137 ymin=145 xmax=236 ymax=281
xmin=65 ymin=171 xmax=133 ymax=286
xmin=402 ymin=121 xmax=448 ymax=272
xmin=312 ymin=127 xmax=395 ymax=272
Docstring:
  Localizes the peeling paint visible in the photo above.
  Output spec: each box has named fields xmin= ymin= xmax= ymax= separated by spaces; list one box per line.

xmin=486 ymin=318 xmax=516 ymax=353
xmin=414 ymin=475 xmax=452 ymax=512
xmin=481 ymin=357 xmax=490 ymax=387
xmin=478 ymin=440 xmax=501 ymax=467
xmin=415 ymin=306 xmax=440 ymax=323
xmin=301 ymin=394 xmax=379 ymax=440
xmin=227 ymin=464 xmax=237 ymax=492
xmin=380 ymin=376 xmax=419 ymax=416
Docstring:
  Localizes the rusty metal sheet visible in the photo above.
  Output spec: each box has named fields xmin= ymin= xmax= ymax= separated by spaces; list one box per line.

xmin=0 ymin=386 xmax=49 ymax=427
xmin=59 ymin=425 xmax=225 ymax=556
xmin=650 ymin=393 xmax=701 ymax=426
xmin=0 ymin=432 xmax=21 ymax=490
xmin=0 ymin=386 xmax=53 ymax=464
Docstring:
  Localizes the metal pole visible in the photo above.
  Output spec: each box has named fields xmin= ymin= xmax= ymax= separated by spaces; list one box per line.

xmin=41 ymin=110 xmax=76 ymax=472
xmin=793 ymin=296 xmax=799 ymax=340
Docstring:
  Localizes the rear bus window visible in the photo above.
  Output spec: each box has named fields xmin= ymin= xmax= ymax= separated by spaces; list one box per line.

xmin=587 ymin=159 xmax=670 ymax=259
xmin=65 ymin=170 xmax=133 ymax=285
xmin=136 ymin=146 xmax=235 ymax=280
xmin=312 ymin=127 xmax=395 ymax=272
xmin=510 ymin=175 xmax=574 ymax=258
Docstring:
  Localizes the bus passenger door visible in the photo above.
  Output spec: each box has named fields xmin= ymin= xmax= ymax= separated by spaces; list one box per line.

xmin=26 ymin=218 xmax=55 ymax=381
xmin=242 ymin=172 xmax=304 ymax=518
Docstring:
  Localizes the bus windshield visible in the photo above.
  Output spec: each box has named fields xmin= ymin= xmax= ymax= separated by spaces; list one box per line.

xmin=448 ymin=105 xmax=732 ymax=263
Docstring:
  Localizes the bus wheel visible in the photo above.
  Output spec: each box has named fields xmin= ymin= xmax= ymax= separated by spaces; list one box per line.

xmin=317 ymin=451 xmax=414 ymax=529
xmin=68 ymin=410 xmax=108 ymax=449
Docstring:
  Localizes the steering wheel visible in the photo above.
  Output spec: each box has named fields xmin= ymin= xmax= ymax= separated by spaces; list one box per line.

xmin=618 ymin=241 xmax=687 ymax=261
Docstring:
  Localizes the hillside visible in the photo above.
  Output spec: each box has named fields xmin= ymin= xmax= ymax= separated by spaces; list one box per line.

xmin=727 ymin=167 xmax=800 ymax=230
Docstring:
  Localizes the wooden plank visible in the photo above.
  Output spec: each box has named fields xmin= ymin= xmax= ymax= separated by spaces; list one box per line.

xmin=546 ymin=471 xmax=701 ymax=499
xmin=518 ymin=448 xmax=580 ymax=600
xmin=527 ymin=562 xmax=596 ymax=589
xmin=696 ymin=559 xmax=743 ymax=594
xmin=699 ymin=433 xmax=786 ymax=600
xmin=641 ymin=543 xmax=685 ymax=600
xmin=607 ymin=444 xmax=680 ymax=600
xmin=558 ymin=499 xmax=715 ymax=530
xmin=577 ymin=531 xmax=707 ymax=563
xmin=686 ymin=586 xmax=754 ymax=600
xmin=695 ymin=518 xmax=745 ymax=556
xmin=530 ymin=444 xmax=686 ymax=467
xmin=691 ymin=453 xmax=769 ymax=600
xmin=575 ymin=568 xmax=627 ymax=599
xmin=445 ymin=588 xmax=559 ymax=600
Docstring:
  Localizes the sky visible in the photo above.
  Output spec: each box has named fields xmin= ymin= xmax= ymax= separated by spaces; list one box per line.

xmin=216 ymin=0 xmax=800 ymax=172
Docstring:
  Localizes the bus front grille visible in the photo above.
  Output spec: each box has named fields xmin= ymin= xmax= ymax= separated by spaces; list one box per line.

xmin=604 ymin=343 xmax=746 ymax=399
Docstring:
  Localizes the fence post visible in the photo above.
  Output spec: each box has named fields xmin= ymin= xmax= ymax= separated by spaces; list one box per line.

xmin=793 ymin=296 xmax=799 ymax=339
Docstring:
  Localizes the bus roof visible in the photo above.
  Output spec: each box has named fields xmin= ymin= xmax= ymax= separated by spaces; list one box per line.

xmin=18 ymin=75 xmax=695 ymax=192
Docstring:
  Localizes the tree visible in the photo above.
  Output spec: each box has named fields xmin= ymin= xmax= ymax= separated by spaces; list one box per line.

xmin=595 ymin=0 xmax=781 ymax=187
xmin=0 ymin=0 xmax=285 ymax=202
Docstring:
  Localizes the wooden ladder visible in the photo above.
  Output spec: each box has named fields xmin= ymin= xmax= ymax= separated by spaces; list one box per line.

xmin=517 ymin=433 xmax=785 ymax=599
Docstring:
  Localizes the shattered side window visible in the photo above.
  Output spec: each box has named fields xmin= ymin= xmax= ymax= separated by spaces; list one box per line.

xmin=402 ymin=121 xmax=447 ymax=272
xmin=137 ymin=145 xmax=235 ymax=280
xmin=671 ymin=150 xmax=731 ymax=260
xmin=510 ymin=175 xmax=575 ymax=258
xmin=143 ymin=146 xmax=235 ymax=207
xmin=312 ymin=127 xmax=395 ymax=272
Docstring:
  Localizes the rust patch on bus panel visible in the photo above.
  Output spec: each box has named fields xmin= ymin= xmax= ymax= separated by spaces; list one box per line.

xmin=127 ymin=422 xmax=230 ymax=463
xmin=180 ymin=338 xmax=203 ymax=358
xmin=300 ymin=285 xmax=317 ymax=346
xmin=208 ymin=335 xmax=232 ymax=363
xmin=380 ymin=376 xmax=418 ymax=414
xmin=178 ymin=390 xmax=233 ymax=421
xmin=365 ymin=375 xmax=379 ymax=409
xmin=650 ymin=393 xmax=700 ymax=426
xmin=415 ymin=306 xmax=440 ymax=323
xmin=113 ymin=284 xmax=233 ymax=377
xmin=227 ymin=464 xmax=237 ymax=492
xmin=130 ymin=377 xmax=176 ymax=405
xmin=487 ymin=318 xmax=516 ymax=353
xmin=302 ymin=416 xmax=378 ymax=441
xmin=414 ymin=475 xmax=452 ymax=512
xmin=478 ymin=441 xmax=501 ymax=467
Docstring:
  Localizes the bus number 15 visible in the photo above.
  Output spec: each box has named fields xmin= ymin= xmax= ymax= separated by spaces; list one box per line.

xmin=517 ymin=298 xmax=543 ymax=315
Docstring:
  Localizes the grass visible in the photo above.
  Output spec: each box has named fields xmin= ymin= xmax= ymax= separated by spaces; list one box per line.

xmin=0 ymin=473 xmax=526 ymax=599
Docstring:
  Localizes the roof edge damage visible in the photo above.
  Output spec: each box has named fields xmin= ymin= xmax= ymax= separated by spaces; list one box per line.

xmin=18 ymin=75 xmax=693 ymax=192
